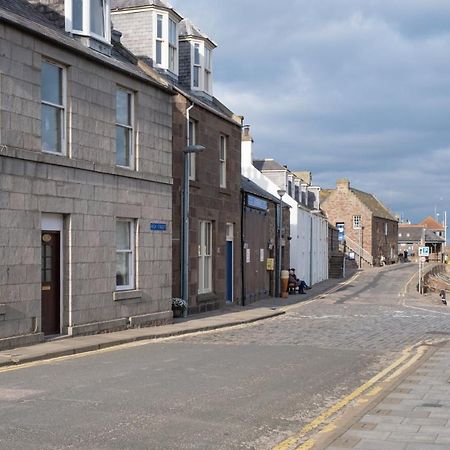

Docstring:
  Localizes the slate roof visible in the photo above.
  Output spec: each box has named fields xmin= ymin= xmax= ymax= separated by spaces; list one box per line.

xmin=0 ymin=0 xmax=171 ymax=92
xmin=351 ymin=188 xmax=397 ymax=221
xmin=253 ymin=159 xmax=287 ymax=172
xmin=111 ymin=0 xmax=174 ymax=8
xmin=179 ymin=18 xmax=216 ymax=47
xmin=320 ymin=186 xmax=397 ymax=221
xmin=398 ymin=226 xmax=445 ymax=243
xmin=241 ymin=177 xmax=279 ymax=204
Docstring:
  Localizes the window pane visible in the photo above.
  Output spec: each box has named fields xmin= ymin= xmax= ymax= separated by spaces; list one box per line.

xmin=193 ymin=66 xmax=199 ymax=87
xmin=220 ymin=136 xmax=225 ymax=160
xmin=72 ymin=0 xmax=83 ymax=30
xmin=42 ymin=104 xmax=62 ymax=153
xmin=116 ymin=90 xmax=131 ymax=125
xmin=116 ymin=221 xmax=130 ymax=250
xmin=116 ymin=126 xmax=131 ymax=167
xmin=156 ymin=40 xmax=162 ymax=65
xmin=169 ymin=46 xmax=176 ymax=71
xmin=116 ymin=252 xmax=130 ymax=287
xmin=194 ymin=43 xmax=200 ymax=65
xmin=91 ymin=0 xmax=105 ymax=37
xmin=42 ymin=62 xmax=62 ymax=105
xmin=157 ymin=14 xmax=163 ymax=39
xmin=188 ymin=120 xmax=195 ymax=145
xmin=169 ymin=19 xmax=176 ymax=45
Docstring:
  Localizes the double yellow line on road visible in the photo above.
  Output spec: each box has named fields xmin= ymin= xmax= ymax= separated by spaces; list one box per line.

xmin=274 ymin=343 xmax=428 ymax=450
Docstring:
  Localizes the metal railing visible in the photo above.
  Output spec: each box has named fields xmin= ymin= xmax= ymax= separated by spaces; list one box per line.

xmin=343 ymin=236 xmax=374 ymax=266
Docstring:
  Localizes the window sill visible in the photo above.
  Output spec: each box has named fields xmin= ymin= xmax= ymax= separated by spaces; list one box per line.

xmin=219 ymin=188 xmax=230 ymax=196
xmin=113 ymin=290 xmax=142 ymax=302
xmin=197 ymin=292 xmax=217 ymax=303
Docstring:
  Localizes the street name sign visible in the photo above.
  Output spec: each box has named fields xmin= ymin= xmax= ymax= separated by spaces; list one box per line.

xmin=418 ymin=246 xmax=430 ymax=257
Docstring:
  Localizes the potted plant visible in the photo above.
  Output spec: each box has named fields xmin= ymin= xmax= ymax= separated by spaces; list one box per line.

xmin=172 ymin=297 xmax=187 ymax=318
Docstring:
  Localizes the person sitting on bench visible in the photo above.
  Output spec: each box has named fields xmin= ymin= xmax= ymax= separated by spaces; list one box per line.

xmin=289 ymin=268 xmax=310 ymax=294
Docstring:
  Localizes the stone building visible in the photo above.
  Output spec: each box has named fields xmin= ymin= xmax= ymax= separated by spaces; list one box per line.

xmin=0 ymin=0 xmax=174 ymax=349
xmin=244 ymin=140 xmax=328 ymax=287
xmin=111 ymin=1 xmax=242 ymax=313
xmin=320 ymin=179 xmax=398 ymax=267
xmin=241 ymin=176 xmax=290 ymax=304
xmin=398 ymin=222 xmax=445 ymax=262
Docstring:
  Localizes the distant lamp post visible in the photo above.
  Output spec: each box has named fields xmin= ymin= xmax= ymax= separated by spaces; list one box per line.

xmin=277 ymin=189 xmax=286 ymax=297
xmin=181 ymin=144 xmax=206 ymax=317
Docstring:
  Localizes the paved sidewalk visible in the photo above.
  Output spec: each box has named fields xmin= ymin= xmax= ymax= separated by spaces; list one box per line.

xmin=324 ymin=341 xmax=450 ymax=450
xmin=0 ymin=274 xmax=355 ymax=368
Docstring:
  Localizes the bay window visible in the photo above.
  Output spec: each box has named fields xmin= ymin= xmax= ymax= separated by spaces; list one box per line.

xmin=65 ymin=0 xmax=111 ymax=42
xmin=153 ymin=12 xmax=178 ymax=75
xmin=193 ymin=43 xmax=201 ymax=88
xmin=191 ymin=41 xmax=213 ymax=94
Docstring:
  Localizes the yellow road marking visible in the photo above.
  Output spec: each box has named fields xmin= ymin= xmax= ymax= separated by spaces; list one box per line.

xmin=273 ymin=344 xmax=421 ymax=450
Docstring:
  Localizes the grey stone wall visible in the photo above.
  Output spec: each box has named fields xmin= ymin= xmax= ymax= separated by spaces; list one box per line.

xmin=112 ymin=10 xmax=154 ymax=64
xmin=0 ymin=21 xmax=173 ymax=347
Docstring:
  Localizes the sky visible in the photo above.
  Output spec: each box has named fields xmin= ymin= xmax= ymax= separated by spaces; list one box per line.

xmin=171 ymin=0 xmax=450 ymax=223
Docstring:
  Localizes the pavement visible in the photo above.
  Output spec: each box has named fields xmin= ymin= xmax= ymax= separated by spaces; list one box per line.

xmin=2 ymin=263 xmax=450 ymax=450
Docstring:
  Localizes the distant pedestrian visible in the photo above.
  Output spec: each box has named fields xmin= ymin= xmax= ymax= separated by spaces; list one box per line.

xmin=403 ymin=250 xmax=408 ymax=262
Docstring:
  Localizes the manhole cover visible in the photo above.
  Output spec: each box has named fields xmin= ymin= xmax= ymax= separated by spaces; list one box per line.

xmin=421 ymin=403 xmax=442 ymax=408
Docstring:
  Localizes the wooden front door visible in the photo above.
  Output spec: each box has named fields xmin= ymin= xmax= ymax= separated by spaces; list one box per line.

xmin=41 ymin=231 xmax=61 ymax=335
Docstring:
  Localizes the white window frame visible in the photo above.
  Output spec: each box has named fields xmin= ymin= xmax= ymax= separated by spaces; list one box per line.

xmin=116 ymin=219 xmax=136 ymax=291
xmin=198 ymin=220 xmax=212 ymax=294
xmin=115 ymin=87 xmax=134 ymax=169
xmin=192 ymin=42 xmax=201 ymax=89
xmin=153 ymin=11 xmax=179 ymax=75
xmin=41 ymin=59 xmax=66 ymax=156
xmin=168 ymin=18 xmax=178 ymax=74
xmin=191 ymin=40 xmax=213 ymax=94
xmin=204 ymin=46 xmax=212 ymax=93
xmin=65 ymin=0 xmax=111 ymax=44
xmin=353 ymin=215 xmax=362 ymax=229
xmin=188 ymin=119 xmax=196 ymax=181
xmin=384 ymin=222 xmax=388 ymax=236
xmin=219 ymin=134 xmax=227 ymax=188
xmin=155 ymin=13 xmax=164 ymax=66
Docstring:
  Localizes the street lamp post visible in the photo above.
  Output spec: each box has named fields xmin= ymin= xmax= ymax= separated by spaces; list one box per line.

xmin=277 ymin=189 xmax=286 ymax=297
xmin=181 ymin=144 xmax=205 ymax=317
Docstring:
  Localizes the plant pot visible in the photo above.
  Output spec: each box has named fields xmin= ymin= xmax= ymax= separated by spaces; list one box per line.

xmin=173 ymin=308 xmax=184 ymax=318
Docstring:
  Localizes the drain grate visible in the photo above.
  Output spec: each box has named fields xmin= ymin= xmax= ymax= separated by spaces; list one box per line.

xmin=426 ymin=331 xmax=450 ymax=335
xmin=421 ymin=403 xmax=442 ymax=408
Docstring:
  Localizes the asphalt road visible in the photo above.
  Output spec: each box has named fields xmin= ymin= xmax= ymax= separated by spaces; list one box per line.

xmin=1 ymin=264 xmax=450 ymax=450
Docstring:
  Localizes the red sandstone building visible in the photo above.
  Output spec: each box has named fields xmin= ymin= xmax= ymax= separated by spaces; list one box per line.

xmin=112 ymin=1 xmax=242 ymax=313
xmin=320 ymin=179 xmax=398 ymax=267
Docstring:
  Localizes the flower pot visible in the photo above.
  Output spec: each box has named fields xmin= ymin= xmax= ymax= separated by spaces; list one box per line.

xmin=173 ymin=308 xmax=184 ymax=318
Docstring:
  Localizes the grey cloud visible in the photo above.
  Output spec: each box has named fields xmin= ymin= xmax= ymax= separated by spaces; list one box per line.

xmin=171 ymin=0 xmax=450 ymax=221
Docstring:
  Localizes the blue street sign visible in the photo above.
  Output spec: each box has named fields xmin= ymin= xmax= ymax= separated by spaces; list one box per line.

xmin=150 ymin=223 xmax=167 ymax=232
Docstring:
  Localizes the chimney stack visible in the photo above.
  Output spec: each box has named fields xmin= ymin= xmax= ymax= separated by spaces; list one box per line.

xmin=337 ymin=179 xmax=350 ymax=191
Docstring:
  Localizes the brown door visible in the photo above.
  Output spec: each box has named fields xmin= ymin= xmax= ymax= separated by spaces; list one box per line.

xmin=41 ymin=231 xmax=61 ymax=335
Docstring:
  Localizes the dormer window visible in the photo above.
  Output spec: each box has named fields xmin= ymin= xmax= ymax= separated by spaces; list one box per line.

xmin=65 ymin=0 xmax=111 ymax=43
xmin=193 ymin=43 xmax=201 ymax=88
xmin=191 ymin=41 xmax=213 ymax=94
xmin=153 ymin=12 xmax=178 ymax=75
